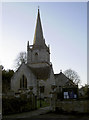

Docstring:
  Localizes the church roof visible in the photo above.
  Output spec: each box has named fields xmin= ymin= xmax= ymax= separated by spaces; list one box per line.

xmin=54 ymin=72 xmax=77 ymax=87
xmin=33 ymin=8 xmax=46 ymax=48
xmin=29 ymin=66 xmax=51 ymax=80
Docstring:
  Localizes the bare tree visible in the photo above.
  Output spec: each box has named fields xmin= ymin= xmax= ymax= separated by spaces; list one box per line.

xmin=15 ymin=52 xmax=27 ymax=70
xmin=64 ymin=69 xmax=80 ymax=85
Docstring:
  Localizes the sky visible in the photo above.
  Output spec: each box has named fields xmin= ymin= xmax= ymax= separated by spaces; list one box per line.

xmin=0 ymin=2 xmax=87 ymax=86
xmin=88 ymin=2 xmax=89 ymax=85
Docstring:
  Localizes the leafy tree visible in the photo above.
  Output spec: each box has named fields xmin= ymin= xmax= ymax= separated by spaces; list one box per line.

xmin=2 ymin=69 xmax=14 ymax=93
xmin=79 ymin=84 xmax=89 ymax=99
xmin=84 ymin=84 xmax=89 ymax=99
xmin=14 ymin=51 xmax=27 ymax=70
xmin=64 ymin=69 xmax=80 ymax=85
xmin=86 ymin=88 xmax=89 ymax=99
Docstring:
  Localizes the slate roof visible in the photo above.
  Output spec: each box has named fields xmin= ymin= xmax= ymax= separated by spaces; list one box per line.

xmin=29 ymin=66 xmax=51 ymax=80
xmin=54 ymin=72 xmax=77 ymax=87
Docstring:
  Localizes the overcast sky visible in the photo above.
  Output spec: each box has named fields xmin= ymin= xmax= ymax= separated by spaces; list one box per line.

xmin=0 ymin=2 xmax=87 ymax=86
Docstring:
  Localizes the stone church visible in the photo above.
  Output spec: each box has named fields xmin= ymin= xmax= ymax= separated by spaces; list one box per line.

xmin=11 ymin=8 xmax=78 ymax=99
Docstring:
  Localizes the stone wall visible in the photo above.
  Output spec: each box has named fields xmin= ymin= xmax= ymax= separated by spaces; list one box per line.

xmin=11 ymin=63 xmax=37 ymax=94
xmin=56 ymin=100 xmax=89 ymax=113
xmin=27 ymin=47 xmax=50 ymax=65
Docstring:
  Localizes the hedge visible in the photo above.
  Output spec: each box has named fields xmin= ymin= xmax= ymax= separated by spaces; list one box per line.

xmin=2 ymin=95 xmax=37 ymax=115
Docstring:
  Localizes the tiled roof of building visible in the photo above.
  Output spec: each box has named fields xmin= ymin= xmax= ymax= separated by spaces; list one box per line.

xmin=29 ymin=66 xmax=51 ymax=80
xmin=55 ymin=71 xmax=77 ymax=87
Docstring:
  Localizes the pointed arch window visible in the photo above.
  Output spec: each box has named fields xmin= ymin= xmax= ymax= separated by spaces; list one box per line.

xmin=35 ymin=52 xmax=38 ymax=61
xmin=35 ymin=52 xmax=38 ymax=56
xmin=20 ymin=75 xmax=27 ymax=89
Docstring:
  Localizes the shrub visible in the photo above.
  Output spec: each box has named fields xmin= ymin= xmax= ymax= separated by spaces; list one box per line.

xmin=2 ymin=95 xmax=37 ymax=115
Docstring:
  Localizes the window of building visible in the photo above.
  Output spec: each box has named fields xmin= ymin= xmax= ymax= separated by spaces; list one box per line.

xmin=20 ymin=75 xmax=27 ymax=89
xmin=35 ymin=52 xmax=38 ymax=61
xmin=35 ymin=52 xmax=38 ymax=56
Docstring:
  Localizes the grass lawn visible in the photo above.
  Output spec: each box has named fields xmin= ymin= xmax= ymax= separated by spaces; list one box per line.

xmin=37 ymin=99 xmax=50 ymax=108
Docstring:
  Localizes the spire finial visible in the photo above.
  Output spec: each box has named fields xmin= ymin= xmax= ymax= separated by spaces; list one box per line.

xmin=38 ymin=6 xmax=40 ymax=10
xmin=27 ymin=41 xmax=29 ymax=51
xmin=60 ymin=69 xmax=62 ymax=73
xmin=38 ymin=6 xmax=40 ymax=12
xmin=27 ymin=41 xmax=29 ymax=46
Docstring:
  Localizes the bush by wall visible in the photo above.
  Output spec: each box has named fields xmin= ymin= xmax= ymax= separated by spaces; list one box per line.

xmin=2 ymin=95 xmax=37 ymax=115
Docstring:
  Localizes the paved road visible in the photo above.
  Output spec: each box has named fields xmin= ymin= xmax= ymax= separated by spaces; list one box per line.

xmin=31 ymin=113 xmax=89 ymax=120
xmin=3 ymin=106 xmax=50 ymax=119
xmin=2 ymin=106 xmax=89 ymax=120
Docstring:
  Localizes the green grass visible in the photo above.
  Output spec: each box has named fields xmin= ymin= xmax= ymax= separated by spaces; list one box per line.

xmin=37 ymin=100 xmax=50 ymax=108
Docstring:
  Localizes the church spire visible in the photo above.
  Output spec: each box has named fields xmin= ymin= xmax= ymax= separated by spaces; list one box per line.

xmin=33 ymin=8 xmax=45 ymax=47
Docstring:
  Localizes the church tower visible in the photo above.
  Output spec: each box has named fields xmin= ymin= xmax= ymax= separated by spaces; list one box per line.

xmin=11 ymin=8 xmax=56 ymax=97
xmin=27 ymin=8 xmax=50 ymax=66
